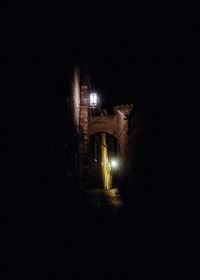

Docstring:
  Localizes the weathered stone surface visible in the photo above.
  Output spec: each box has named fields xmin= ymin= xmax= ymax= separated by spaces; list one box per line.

xmin=71 ymin=67 xmax=80 ymax=132
xmin=79 ymin=82 xmax=90 ymax=187
xmin=89 ymin=116 xmax=117 ymax=137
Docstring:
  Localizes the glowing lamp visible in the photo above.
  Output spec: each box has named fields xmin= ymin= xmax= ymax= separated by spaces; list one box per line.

xmin=111 ymin=159 xmax=118 ymax=169
xmin=89 ymin=92 xmax=98 ymax=107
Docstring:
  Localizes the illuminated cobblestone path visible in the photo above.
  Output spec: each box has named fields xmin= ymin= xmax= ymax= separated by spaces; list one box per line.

xmin=83 ymin=189 xmax=125 ymax=220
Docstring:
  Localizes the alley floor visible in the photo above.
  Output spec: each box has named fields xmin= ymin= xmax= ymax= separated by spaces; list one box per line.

xmin=82 ymin=188 xmax=126 ymax=221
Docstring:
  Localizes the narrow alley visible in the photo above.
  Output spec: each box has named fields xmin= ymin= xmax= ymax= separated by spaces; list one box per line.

xmin=83 ymin=189 xmax=125 ymax=219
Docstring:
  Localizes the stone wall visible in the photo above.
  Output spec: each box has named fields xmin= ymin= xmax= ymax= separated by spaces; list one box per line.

xmin=101 ymin=133 xmax=112 ymax=189
xmin=79 ymin=83 xmax=90 ymax=188
xmin=114 ymin=105 xmax=133 ymax=156
xmin=71 ymin=67 xmax=80 ymax=132
xmin=114 ymin=105 xmax=133 ymax=185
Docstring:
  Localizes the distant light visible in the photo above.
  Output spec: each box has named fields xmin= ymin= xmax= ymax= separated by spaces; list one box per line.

xmin=111 ymin=159 xmax=118 ymax=169
xmin=89 ymin=92 xmax=98 ymax=107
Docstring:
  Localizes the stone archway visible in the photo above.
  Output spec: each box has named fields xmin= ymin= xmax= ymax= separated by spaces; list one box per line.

xmin=89 ymin=116 xmax=117 ymax=188
xmin=89 ymin=115 xmax=117 ymax=138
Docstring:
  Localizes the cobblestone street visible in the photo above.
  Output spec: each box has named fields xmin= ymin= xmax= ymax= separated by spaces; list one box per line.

xmin=84 ymin=189 xmax=125 ymax=218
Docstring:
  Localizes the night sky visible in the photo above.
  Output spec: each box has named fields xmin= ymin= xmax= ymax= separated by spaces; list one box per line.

xmin=4 ymin=3 xmax=199 ymax=187
xmin=4 ymin=2 xmax=199 ymax=199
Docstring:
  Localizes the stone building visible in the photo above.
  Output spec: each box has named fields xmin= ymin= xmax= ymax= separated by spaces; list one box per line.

xmin=70 ymin=67 xmax=134 ymax=191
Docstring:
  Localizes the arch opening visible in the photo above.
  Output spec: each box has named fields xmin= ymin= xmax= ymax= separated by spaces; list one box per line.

xmin=89 ymin=133 xmax=118 ymax=189
xmin=89 ymin=123 xmax=117 ymax=138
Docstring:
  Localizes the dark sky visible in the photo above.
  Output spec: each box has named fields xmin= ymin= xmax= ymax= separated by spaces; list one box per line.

xmin=4 ymin=2 xmax=200 ymax=182
xmin=5 ymin=2 xmax=196 ymax=109
xmin=59 ymin=14 xmax=195 ymax=110
xmin=5 ymin=2 xmax=199 ymax=144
